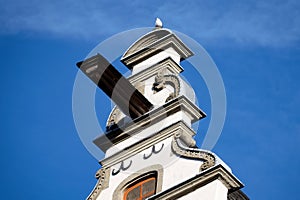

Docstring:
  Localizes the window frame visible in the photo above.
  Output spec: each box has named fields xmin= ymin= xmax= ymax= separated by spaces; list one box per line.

xmin=123 ymin=175 xmax=157 ymax=200
xmin=112 ymin=165 xmax=164 ymax=200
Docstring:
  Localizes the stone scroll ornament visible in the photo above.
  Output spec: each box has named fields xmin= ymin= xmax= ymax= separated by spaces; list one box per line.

xmin=152 ymin=71 xmax=181 ymax=103
xmin=171 ymin=134 xmax=216 ymax=171
xmin=87 ymin=167 xmax=110 ymax=200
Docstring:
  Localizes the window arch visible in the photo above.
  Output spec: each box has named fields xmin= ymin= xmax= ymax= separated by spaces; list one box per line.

xmin=112 ymin=165 xmax=163 ymax=200
xmin=123 ymin=176 xmax=156 ymax=200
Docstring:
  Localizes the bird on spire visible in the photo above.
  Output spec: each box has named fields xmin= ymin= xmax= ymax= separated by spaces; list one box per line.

xmin=155 ymin=18 xmax=163 ymax=28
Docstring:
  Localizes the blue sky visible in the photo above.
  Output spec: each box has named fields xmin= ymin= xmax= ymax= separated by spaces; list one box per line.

xmin=0 ymin=0 xmax=299 ymax=199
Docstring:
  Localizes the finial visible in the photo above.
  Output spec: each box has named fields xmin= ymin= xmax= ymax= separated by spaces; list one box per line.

xmin=155 ymin=18 xmax=163 ymax=28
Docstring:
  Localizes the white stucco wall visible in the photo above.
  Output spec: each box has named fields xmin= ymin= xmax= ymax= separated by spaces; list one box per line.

xmin=132 ymin=47 xmax=181 ymax=75
xmin=105 ymin=111 xmax=192 ymax=157
xmin=179 ymin=179 xmax=228 ymax=200
xmin=96 ymin=137 xmax=207 ymax=200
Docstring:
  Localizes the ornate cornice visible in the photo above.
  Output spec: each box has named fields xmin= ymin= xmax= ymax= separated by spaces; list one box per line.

xmin=128 ymin=57 xmax=183 ymax=85
xmin=86 ymin=167 xmax=110 ymax=200
xmin=94 ymin=95 xmax=205 ymax=152
xmin=171 ymin=136 xmax=216 ymax=171
xmin=147 ymin=164 xmax=244 ymax=200
xmin=121 ymin=29 xmax=172 ymax=60
xmin=121 ymin=29 xmax=193 ymax=68
xmin=100 ymin=121 xmax=195 ymax=167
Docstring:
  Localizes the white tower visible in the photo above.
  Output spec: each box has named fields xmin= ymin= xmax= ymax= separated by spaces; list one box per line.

xmin=78 ymin=20 xmax=248 ymax=200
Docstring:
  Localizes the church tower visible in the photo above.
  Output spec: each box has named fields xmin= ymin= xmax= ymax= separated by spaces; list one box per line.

xmin=77 ymin=19 xmax=249 ymax=200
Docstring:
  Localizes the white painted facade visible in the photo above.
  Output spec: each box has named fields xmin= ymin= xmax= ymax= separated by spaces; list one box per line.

xmin=181 ymin=180 xmax=228 ymax=200
xmin=87 ymin=25 xmax=245 ymax=200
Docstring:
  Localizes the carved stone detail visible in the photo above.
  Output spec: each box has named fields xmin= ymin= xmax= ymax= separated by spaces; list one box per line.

xmin=112 ymin=160 xmax=133 ymax=176
xmin=171 ymin=136 xmax=215 ymax=171
xmin=152 ymin=70 xmax=166 ymax=93
xmin=166 ymin=92 xmax=176 ymax=102
xmin=227 ymin=190 xmax=249 ymax=200
xmin=106 ymin=106 xmax=127 ymax=131
xmin=147 ymin=164 xmax=244 ymax=200
xmin=152 ymin=71 xmax=180 ymax=102
xmin=106 ymin=107 xmax=119 ymax=130
xmin=87 ymin=167 xmax=110 ymax=200
xmin=106 ymin=81 xmax=146 ymax=131
xmin=143 ymin=143 xmax=164 ymax=159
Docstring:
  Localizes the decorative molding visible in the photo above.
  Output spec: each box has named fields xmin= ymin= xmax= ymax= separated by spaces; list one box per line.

xmin=112 ymin=160 xmax=133 ymax=176
xmin=121 ymin=29 xmax=171 ymax=59
xmin=128 ymin=57 xmax=183 ymax=85
xmin=174 ymin=129 xmax=196 ymax=147
xmin=152 ymin=70 xmax=166 ymax=93
xmin=86 ymin=167 xmax=110 ymax=200
xmin=106 ymin=107 xmax=123 ymax=131
xmin=143 ymin=143 xmax=164 ymax=159
xmin=147 ymin=164 xmax=244 ymax=200
xmin=100 ymin=121 xmax=195 ymax=167
xmin=171 ymin=136 xmax=215 ymax=171
xmin=152 ymin=72 xmax=180 ymax=103
xmin=94 ymin=95 xmax=206 ymax=153
xmin=121 ymin=29 xmax=193 ymax=68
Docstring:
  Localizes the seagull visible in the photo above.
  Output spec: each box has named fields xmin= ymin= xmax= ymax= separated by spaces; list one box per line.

xmin=155 ymin=18 xmax=163 ymax=28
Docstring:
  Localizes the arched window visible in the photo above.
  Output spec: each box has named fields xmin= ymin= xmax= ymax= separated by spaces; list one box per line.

xmin=123 ymin=176 xmax=156 ymax=200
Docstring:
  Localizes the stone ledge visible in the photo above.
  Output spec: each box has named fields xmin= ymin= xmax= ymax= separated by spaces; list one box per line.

xmin=94 ymin=95 xmax=205 ymax=152
xmin=147 ymin=164 xmax=244 ymax=200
